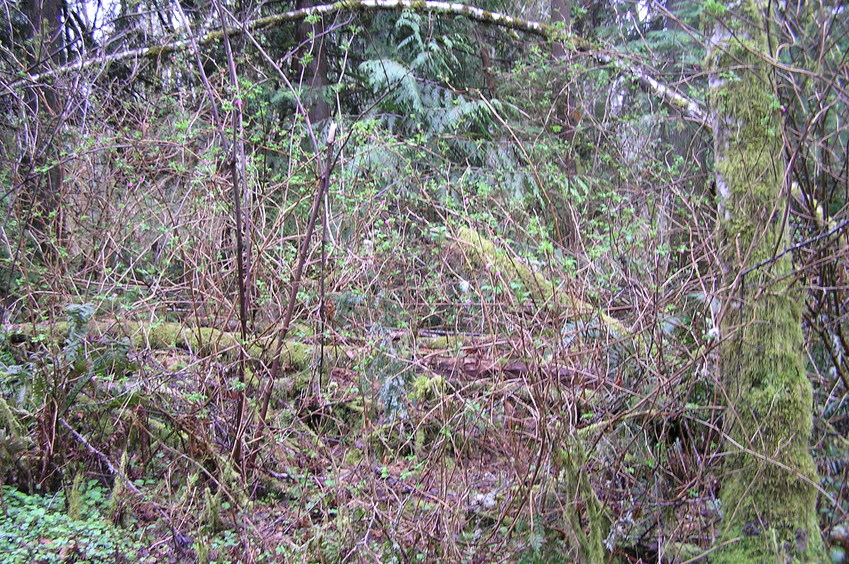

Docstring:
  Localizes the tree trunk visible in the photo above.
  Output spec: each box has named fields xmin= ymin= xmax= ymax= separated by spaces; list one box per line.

xmin=296 ymin=0 xmax=331 ymax=125
xmin=707 ymin=0 xmax=825 ymax=561
xmin=19 ymin=0 xmax=65 ymax=244
xmin=550 ymin=0 xmax=571 ymax=58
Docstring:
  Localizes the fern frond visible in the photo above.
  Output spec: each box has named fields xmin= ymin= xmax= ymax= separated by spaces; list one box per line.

xmin=360 ymin=59 xmax=424 ymax=115
xmin=395 ymin=11 xmax=424 ymax=54
xmin=427 ymin=98 xmax=493 ymax=135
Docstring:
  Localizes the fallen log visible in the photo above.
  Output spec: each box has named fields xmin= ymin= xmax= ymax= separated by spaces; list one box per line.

xmin=5 ymin=319 xmax=334 ymax=371
xmin=453 ymin=225 xmax=631 ymax=339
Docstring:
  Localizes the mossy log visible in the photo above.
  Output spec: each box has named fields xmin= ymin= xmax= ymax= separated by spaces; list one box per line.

xmin=6 ymin=315 xmax=614 ymax=407
xmin=453 ymin=225 xmax=632 ymax=340
xmin=423 ymin=353 xmax=594 ymax=385
xmin=6 ymin=320 xmax=340 ymax=371
xmin=6 ymin=320 xmax=525 ymax=378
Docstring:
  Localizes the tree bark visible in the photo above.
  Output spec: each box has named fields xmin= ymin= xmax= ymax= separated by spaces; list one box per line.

xmin=549 ymin=0 xmax=571 ymax=58
xmin=19 ymin=0 xmax=65 ymax=244
xmin=707 ymin=0 xmax=825 ymax=560
xmin=296 ymin=0 xmax=331 ymax=125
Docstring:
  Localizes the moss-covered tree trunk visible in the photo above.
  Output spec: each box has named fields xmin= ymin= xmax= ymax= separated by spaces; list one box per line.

xmin=707 ymin=1 xmax=825 ymax=561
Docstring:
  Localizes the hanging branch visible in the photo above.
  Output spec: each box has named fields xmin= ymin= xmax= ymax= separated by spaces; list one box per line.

xmin=5 ymin=1 xmax=709 ymax=129
xmin=594 ymin=51 xmax=709 ymax=128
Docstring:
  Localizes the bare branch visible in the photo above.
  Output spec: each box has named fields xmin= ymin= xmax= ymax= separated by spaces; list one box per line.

xmin=6 ymin=1 xmax=708 ymax=129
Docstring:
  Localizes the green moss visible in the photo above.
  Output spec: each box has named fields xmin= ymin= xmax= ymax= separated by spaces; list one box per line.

xmin=244 ymin=364 xmax=258 ymax=386
xmin=708 ymin=0 xmax=825 ymax=560
xmin=417 ymin=334 xmax=469 ymax=349
xmin=143 ymin=322 xmax=184 ymax=349
xmin=14 ymin=319 xmax=330 ymax=372
xmin=66 ymin=472 xmax=85 ymax=521
xmin=415 ymin=426 xmax=426 ymax=455
xmin=455 ymin=226 xmax=630 ymax=338
xmin=410 ymin=375 xmax=444 ymax=403
xmin=555 ymin=439 xmax=610 ymax=563
xmin=716 ymin=284 xmax=823 ymax=561
xmin=276 ymin=369 xmax=312 ymax=398
xmin=0 ymin=397 xmax=23 ymax=439
xmin=277 ymin=341 xmax=312 ymax=369
xmin=343 ymin=446 xmax=362 ymax=466
xmin=200 ymin=487 xmax=224 ymax=534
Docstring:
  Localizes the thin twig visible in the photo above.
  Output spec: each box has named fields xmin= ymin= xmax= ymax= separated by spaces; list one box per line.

xmin=259 ymin=121 xmax=338 ymax=424
xmin=742 ymin=218 xmax=849 ymax=277
xmin=59 ymin=418 xmax=191 ymax=551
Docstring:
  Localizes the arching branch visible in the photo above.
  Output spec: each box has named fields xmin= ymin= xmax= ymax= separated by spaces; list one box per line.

xmin=5 ymin=0 xmax=709 ymax=129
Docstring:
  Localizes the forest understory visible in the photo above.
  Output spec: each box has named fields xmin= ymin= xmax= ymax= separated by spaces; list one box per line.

xmin=0 ymin=0 xmax=847 ymax=562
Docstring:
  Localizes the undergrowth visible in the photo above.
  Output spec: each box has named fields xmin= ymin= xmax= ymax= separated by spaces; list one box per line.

xmin=0 ymin=5 xmax=845 ymax=562
xmin=0 ymin=481 xmax=142 ymax=563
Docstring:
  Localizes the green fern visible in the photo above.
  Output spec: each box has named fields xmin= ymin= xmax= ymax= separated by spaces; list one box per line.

xmin=358 ymin=10 xmax=498 ymax=140
xmin=360 ymin=57 xmax=497 ymax=137
xmin=360 ymin=58 xmax=424 ymax=116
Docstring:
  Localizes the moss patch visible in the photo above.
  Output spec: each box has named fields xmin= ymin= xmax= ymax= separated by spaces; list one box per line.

xmin=708 ymin=0 xmax=825 ymax=560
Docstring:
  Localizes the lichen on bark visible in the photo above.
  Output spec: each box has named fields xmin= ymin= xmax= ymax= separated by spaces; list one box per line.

xmin=707 ymin=0 xmax=825 ymax=560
